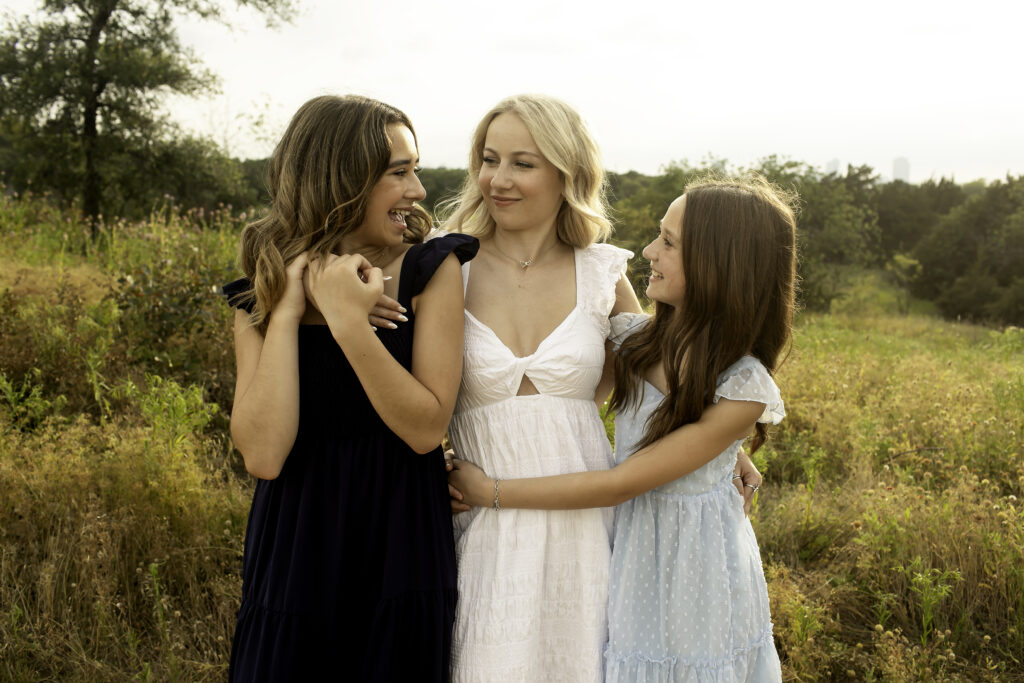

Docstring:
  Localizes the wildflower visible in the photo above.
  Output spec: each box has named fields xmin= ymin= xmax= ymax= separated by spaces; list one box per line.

xmin=874 ymin=624 xmax=884 ymax=632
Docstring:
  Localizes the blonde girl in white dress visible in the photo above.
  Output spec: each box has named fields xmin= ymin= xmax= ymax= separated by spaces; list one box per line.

xmin=450 ymin=175 xmax=795 ymax=681
xmin=441 ymin=94 xmax=642 ymax=682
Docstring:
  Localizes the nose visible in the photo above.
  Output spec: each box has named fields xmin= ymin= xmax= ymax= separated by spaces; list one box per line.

xmin=642 ymin=237 xmax=657 ymax=261
xmin=490 ymin=162 xmax=513 ymax=189
xmin=408 ymin=173 xmax=426 ymax=201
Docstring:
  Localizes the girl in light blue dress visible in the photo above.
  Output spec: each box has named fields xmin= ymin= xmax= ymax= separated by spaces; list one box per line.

xmin=449 ymin=174 xmax=796 ymax=681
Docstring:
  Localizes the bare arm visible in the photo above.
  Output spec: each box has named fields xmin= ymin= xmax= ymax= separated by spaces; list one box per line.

xmin=308 ymin=253 xmax=464 ymax=454
xmin=449 ymin=398 xmax=765 ymax=509
xmin=229 ymin=255 xmax=308 ymax=479
xmin=593 ymin=273 xmax=643 ymax=407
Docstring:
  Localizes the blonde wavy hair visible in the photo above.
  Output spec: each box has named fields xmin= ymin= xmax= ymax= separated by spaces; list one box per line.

xmin=438 ymin=94 xmax=611 ymax=247
xmin=237 ymin=95 xmax=431 ymax=329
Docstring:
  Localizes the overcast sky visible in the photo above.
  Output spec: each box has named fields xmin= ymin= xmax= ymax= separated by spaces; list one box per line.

xmin=4 ymin=0 xmax=1022 ymax=183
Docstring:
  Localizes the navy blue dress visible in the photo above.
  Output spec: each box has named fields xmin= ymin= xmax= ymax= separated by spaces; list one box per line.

xmin=223 ymin=234 xmax=478 ymax=682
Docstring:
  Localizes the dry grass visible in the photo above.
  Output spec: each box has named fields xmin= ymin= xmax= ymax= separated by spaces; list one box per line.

xmin=2 ymin=196 xmax=1023 ymax=680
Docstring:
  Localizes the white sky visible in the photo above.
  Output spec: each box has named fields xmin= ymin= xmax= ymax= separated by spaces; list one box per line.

xmin=4 ymin=0 xmax=1023 ymax=183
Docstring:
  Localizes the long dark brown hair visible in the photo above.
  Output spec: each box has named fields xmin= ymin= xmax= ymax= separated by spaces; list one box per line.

xmin=610 ymin=175 xmax=798 ymax=454
xmin=237 ymin=95 xmax=431 ymax=330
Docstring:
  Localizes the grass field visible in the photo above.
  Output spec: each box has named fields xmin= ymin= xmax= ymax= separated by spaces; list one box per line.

xmin=1 ymin=192 xmax=1022 ymax=680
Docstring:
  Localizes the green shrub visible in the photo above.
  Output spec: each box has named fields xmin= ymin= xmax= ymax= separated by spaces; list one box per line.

xmin=0 ymin=411 xmax=249 ymax=681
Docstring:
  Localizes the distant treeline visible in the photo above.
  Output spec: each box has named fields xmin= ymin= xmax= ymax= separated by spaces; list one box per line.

xmin=599 ymin=159 xmax=1024 ymax=327
xmin=3 ymin=0 xmax=1019 ymax=326
xmin=435 ymin=160 xmax=1021 ymax=328
xmin=2 ymin=147 xmax=1021 ymax=326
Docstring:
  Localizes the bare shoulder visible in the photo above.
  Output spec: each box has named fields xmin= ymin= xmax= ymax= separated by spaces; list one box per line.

xmin=611 ymin=273 xmax=643 ymax=315
xmin=412 ymin=252 xmax=464 ymax=314
xmin=426 ymin=251 xmax=464 ymax=287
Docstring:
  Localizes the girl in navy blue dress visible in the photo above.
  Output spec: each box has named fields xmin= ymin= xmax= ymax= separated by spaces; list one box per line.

xmin=223 ymin=95 xmax=477 ymax=682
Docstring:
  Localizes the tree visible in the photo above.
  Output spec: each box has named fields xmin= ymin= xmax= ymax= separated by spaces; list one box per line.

xmin=417 ymin=167 xmax=467 ymax=217
xmin=874 ymin=180 xmax=935 ymax=256
xmin=0 ymin=0 xmax=294 ymax=234
xmin=913 ymin=176 xmax=1024 ymax=325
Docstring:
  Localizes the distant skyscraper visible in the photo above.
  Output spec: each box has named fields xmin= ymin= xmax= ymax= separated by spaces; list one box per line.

xmin=893 ymin=157 xmax=910 ymax=182
xmin=825 ymin=158 xmax=840 ymax=175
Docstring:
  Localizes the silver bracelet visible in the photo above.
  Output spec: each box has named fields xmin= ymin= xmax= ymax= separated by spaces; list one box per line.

xmin=493 ymin=479 xmax=501 ymax=512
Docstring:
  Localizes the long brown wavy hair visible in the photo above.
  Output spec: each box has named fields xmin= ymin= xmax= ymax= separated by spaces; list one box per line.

xmin=610 ymin=174 xmax=798 ymax=455
xmin=438 ymin=94 xmax=611 ymax=248
xmin=237 ymin=95 xmax=431 ymax=329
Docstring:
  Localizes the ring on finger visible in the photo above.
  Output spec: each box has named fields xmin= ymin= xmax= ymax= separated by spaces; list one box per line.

xmin=744 ymin=483 xmax=760 ymax=493
xmin=732 ymin=474 xmax=742 ymax=480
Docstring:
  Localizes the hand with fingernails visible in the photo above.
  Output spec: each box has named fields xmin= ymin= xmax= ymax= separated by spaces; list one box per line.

xmin=304 ymin=253 xmax=384 ymax=333
xmin=731 ymin=449 xmax=762 ymax=515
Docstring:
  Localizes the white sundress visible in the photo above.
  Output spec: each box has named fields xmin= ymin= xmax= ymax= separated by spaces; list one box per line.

xmin=449 ymin=243 xmax=631 ymax=682
xmin=604 ymin=313 xmax=784 ymax=682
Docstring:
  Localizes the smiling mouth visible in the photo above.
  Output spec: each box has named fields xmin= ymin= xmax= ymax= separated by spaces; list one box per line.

xmin=490 ymin=196 xmax=519 ymax=206
xmin=649 ymin=268 xmax=664 ymax=281
xmin=388 ymin=209 xmax=410 ymax=227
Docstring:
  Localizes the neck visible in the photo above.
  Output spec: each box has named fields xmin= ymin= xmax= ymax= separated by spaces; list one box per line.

xmin=489 ymin=226 xmax=562 ymax=266
xmin=336 ymin=239 xmax=399 ymax=268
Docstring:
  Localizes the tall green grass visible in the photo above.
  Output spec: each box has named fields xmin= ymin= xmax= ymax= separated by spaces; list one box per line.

xmin=1 ymin=193 xmax=1022 ymax=680
xmin=758 ymin=312 xmax=1023 ymax=680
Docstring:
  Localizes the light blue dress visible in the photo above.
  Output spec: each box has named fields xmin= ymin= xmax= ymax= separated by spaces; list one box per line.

xmin=604 ymin=314 xmax=784 ymax=682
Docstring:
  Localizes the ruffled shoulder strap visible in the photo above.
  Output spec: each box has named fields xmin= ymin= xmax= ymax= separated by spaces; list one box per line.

xmin=713 ymin=356 xmax=785 ymax=425
xmin=608 ymin=312 xmax=650 ymax=351
xmin=399 ymin=233 xmax=479 ymax=305
xmin=221 ymin=277 xmax=254 ymax=313
xmin=577 ymin=242 xmax=633 ymax=318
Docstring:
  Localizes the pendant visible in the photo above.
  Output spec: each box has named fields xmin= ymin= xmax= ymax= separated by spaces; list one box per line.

xmin=519 ymin=259 xmax=532 ymax=269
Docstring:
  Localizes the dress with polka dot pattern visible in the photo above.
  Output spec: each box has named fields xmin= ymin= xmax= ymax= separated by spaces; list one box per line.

xmin=604 ymin=313 xmax=783 ymax=682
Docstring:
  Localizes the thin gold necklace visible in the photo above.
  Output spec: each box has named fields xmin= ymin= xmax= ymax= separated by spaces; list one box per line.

xmin=491 ymin=239 xmax=559 ymax=270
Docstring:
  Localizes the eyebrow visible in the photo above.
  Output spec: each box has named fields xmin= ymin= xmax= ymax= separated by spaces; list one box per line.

xmin=388 ymin=157 xmax=418 ymax=169
xmin=483 ymin=147 xmax=541 ymax=159
xmin=659 ymin=222 xmax=681 ymax=240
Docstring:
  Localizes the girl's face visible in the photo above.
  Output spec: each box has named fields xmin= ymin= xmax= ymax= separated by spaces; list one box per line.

xmin=348 ymin=124 xmax=426 ymax=249
xmin=642 ymin=194 xmax=686 ymax=308
xmin=476 ymin=113 xmax=564 ymax=234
